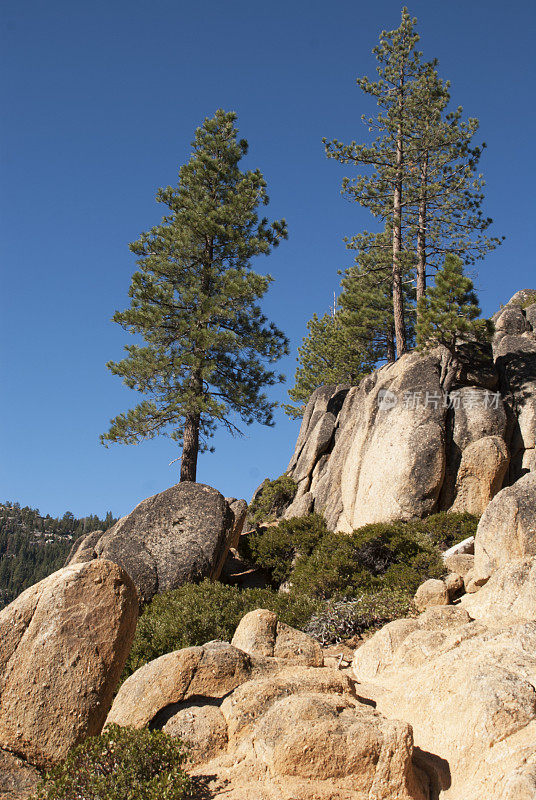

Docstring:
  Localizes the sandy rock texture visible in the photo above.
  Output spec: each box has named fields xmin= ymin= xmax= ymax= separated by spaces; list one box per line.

xmin=352 ymin=598 xmax=536 ymax=799
xmin=108 ymin=612 xmax=429 ymax=800
xmin=0 ymin=560 xmax=138 ymax=768
xmin=231 ymin=608 xmax=323 ymax=666
xmin=473 ymin=472 xmax=536 ymax=581
xmin=0 ymin=749 xmax=41 ymax=800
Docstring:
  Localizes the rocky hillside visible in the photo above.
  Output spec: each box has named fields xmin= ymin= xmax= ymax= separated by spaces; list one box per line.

xmin=1 ymin=291 xmax=536 ymax=800
xmin=0 ymin=503 xmax=115 ymax=610
xmin=284 ymin=289 xmax=536 ymax=530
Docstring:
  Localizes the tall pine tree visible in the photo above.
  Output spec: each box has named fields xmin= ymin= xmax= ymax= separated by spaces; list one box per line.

xmin=101 ymin=110 xmax=289 ymax=481
xmin=324 ymin=8 xmax=425 ymax=357
xmin=324 ymin=8 xmax=500 ymax=354
xmin=407 ymin=64 xmax=502 ymax=301
xmin=338 ymin=227 xmax=415 ymax=364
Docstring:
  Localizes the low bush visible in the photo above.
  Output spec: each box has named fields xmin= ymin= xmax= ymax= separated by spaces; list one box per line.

xmin=122 ymin=511 xmax=479 ymax=676
xmin=124 ymin=579 xmax=321 ymax=678
xmin=240 ymin=513 xmax=328 ymax=587
xmin=247 ymin=475 xmax=297 ymax=525
xmin=34 ymin=724 xmax=190 ymax=800
xmin=244 ymin=511 xmax=479 ymax=598
xmin=290 ymin=522 xmax=445 ymax=600
xmin=413 ymin=511 xmax=479 ymax=550
xmin=305 ymin=590 xmax=414 ymax=645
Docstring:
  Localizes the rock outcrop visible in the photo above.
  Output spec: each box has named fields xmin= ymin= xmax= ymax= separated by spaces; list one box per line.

xmin=353 ymin=610 xmax=536 ymax=800
xmin=285 ymin=291 xmax=536 ymax=530
xmin=349 ymin=466 xmax=536 ymax=800
xmin=288 ymin=355 xmax=447 ymax=531
xmin=66 ymin=482 xmax=239 ymax=603
xmin=0 ymin=560 xmax=138 ymax=768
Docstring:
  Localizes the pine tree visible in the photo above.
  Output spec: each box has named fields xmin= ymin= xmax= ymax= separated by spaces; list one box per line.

xmin=416 ymin=254 xmax=492 ymax=390
xmin=283 ymin=309 xmax=376 ymax=418
xmin=101 ymin=110 xmax=289 ymax=481
xmin=324 ymin=8 xmax=425 ymax=357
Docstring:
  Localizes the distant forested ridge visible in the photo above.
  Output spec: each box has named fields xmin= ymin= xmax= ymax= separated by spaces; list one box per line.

xmin=0 ymin=502 xmax=116 ymax=609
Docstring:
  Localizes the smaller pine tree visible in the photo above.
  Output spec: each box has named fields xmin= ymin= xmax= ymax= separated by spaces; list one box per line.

xmin=283 ymin=309 xmax=376 ymax=418
xmin=416 ymin=254 xmax=492 ymax=390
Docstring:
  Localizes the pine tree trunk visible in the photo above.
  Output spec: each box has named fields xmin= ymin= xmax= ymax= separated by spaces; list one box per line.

xmin=180 ymin=412 xmax=200 ymax=482
xmin=387 ymin=326 xmax=395 ymax=363
xmin=392 ymin=74 xmax=407 ymax=359
xmin=416 ymin=151 xmax=428 ymax=305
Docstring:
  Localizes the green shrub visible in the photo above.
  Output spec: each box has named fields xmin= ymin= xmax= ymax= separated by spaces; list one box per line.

xmin=240 ymin=511 xmax=475 ymax=601
xmin=412 ymin=511 xmax=479 ymax=550
xmin=289 ymin=521 xmax=445 ymax=600
xmin=240 ymin=513 xmax=328 ymax=587
xmin=124 ymin=579 xmax=321 ymax=678
xmin=247 ymin=475 xmax=297 ymax=525
xmin=34 ymin=725 xmax=190 ymax=800
xmin=305 ymin=590 xmax=414 ymax=645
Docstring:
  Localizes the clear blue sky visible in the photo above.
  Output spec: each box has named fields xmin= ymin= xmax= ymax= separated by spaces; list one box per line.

xmin=1 ymin=0 xmax=535 ymax=519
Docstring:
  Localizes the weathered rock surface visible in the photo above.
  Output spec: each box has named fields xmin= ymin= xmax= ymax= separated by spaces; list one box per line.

xmin=450 ymin=435 xmax=509 ymax=514
xmin=231 ymin=609 xmax=323 ymax=666
xmin=66 ymin=483 xmax=237 ymax=602
xmin=0 ymin=560 xmax=138 ymax=768
xmin=107 ymin=610 xmax=429 ymax=799
xmin=462 ymin=555 xmax=536 ymax=624
xmin=66 ymin=529 xmax=103 ymax=565
xmin=192 ymin=666 xmax=428 ymax=800
xmin=352 ymin=607 xmax=472 ymax=682
xmin=443 ymin=551 xmax=474 ymax=576
xmin=493 ymin=292 xmax=536 ymax=483
xmin=107 ymin=641 xmax=261 ymax=730
xmin=0 ymin=749 xmax=40 ymax=800
xmin=288 ymin=354 xmax=447 ymax=531
xmin=473 ymin=472 xmax=536 ymax=581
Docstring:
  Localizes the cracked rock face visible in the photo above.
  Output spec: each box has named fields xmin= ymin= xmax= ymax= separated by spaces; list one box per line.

xmin=0 ymin=560 xmax=138 ymax=768
xmin=286 ymin=291 xmax=536 ymax=531
xmin=66 ymin=482 xmax=236 ymax=603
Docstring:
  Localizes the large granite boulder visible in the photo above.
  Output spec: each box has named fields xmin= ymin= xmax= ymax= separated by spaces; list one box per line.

xmin=0 ymin=560 xmax=138 ymax=768
xmin=473 ymin=472 xmax=536 ymax=581
xmin=107 ymin=641 xmax=262 ymax=729
xmin=492 ymin=292 xmax=536 ymax=482
xmin=450 ymin=435 xmax=509 ymax=514
xmin=67 ymin=483 xmax=237 ymax=603
xmin=439 ymin=386 xmax=509 ymax=511
xmin=205 ymin=668 xmax=429 ymax=800
xmin=110 ymin=645 xmax=429 ymax=799
xmin=462 ymin=555 xmax=536 ymax=624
